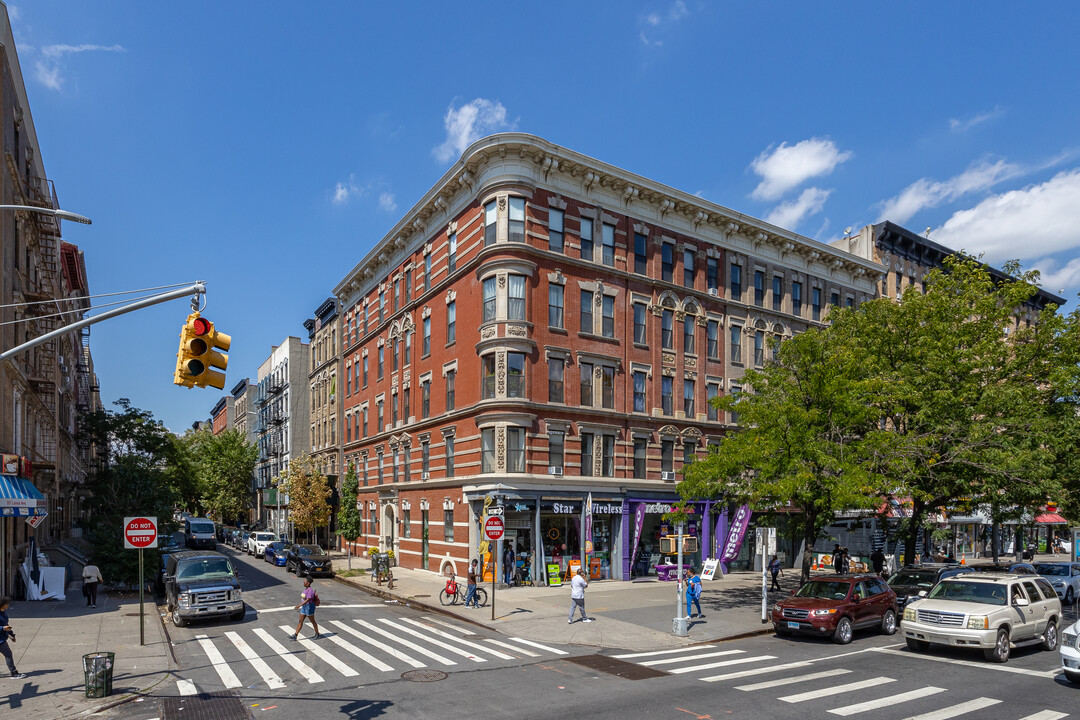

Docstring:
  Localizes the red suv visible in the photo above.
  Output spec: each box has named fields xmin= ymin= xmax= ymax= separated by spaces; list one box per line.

xmin=771 ymin=574 xmax=898 ymax=644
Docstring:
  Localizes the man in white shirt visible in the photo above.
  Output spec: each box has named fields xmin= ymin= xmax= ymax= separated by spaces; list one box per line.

xmin=82 ymin=564 xmax=103 ymax=608
xmin=568 ymin=569 xmax=593 ymax=624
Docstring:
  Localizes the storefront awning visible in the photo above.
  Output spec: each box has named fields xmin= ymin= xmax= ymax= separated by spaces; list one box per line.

xmin=0 ymin=474 xmax=47 ymax=516
xmin=1035 ymin=512 xmax=1067 ymax=524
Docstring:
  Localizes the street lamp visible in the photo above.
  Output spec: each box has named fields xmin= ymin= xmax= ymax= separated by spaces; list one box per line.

xmin=0 ymin=204 xmax=92 ymax=225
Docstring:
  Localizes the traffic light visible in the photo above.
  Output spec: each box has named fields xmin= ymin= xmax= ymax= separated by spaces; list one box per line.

xmin=173 ymin=312 xmax=231 ymax=389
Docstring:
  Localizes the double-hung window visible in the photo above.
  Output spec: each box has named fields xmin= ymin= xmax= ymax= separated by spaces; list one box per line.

xmin=772 ymin=276 xmax=782 ymax=311
xmin=481 ymin=429 xmax=496 ymax=473
xmin=684 ymin=249 xmax=695 ymax=288
xmin=393 ymin=339 xmax=399 ymax=372
xmin=422 ymin=380 xmax=430 ymax=418
xmin=601 ymin=366 xmax=615 ymax=408
xmin=448 ymin=233 xmax=458 ymax=274
xmin=403 ymin=387 xmax=410 ymax=422
xmin=362 ymin=356 xmax=368 ymax=387
xmin=404 ymin=269 xmax=412 ymax=302
xmin=812 ymin=287 xmax=821 ymax=321
xmin=508 ymin=275 xmax=526 ymax=321
xmin=730 ymin=264 xmax=742 ymax=302
xmin=445 ymin=436 xmax=455 ymax=477
xmin=601 ymin=296 xmax=615 ymax=338
xmin=661 ymin=376 xmax=673 ymax=416
xmin=580 ymin=433 xmax=594 ymax=476
xmin=423 ymin=317 xmax=431 ymax=356
xmin=379 ymin=291 xmax=386 ymax=323
xmin=684 ymin=379 xmax=695 ymax=416
xmin=548 ymin=208 xmax=564 ymax=253
xmin=549 ymin=359 xmax=565 ymax=403
xmin=362 ymin=406 xmax=368 ymax=437
xmin=633 ymin=303 xmax=647 ymax=344
xmin=549 ymin=285 xmax=564 ymax=328
xmin=601 ymin=435 xmax=615 ymax=477
xmin=601 ymin=223 xmax=615 ymax=266
xmin=444 ymin=509 xmax=454 ymax=542
xmin=507 ymin=352 xmax=525 ymax=398
xmin=446 ymin=370 xmax=456 ymax=411
xmin=661 ymin=309 xmax=674 ymax=349
xmin=447 ymin=301 xmax=456 ymax=344
xmin=506 ymin=428 xmax=525 ymax=472
xmin=580 ymin=362 xmax=594 ymax=406
xmin=707 ymin=320 xmax=719 ymax=359
xmin=662 ymin=243 xmax=674 ymax=282
xmin=754 ymin=271 xmax=765 ymax=306
xmin=580 ymin=290 xmax=593 ymax=334
xmin=580 ymin=218 xmax=594 ymax=260
xmin=754 ymin=330 xmax=765 ymax=366
xmin=377 ymin=400 xmax=384 ymax=431
xmin=403 ymin=330 xmax=411 ymax=365
xmin=424 ymin=253 xmax=432 ymax=289
xmin=508 ymin=197 xmax=525 ymax=242
xmin=707 ymin=258 xmax=719 ymax=291
xmin=661 ymin=440 xmax=674 ymax=473
xmin=484 ymin=201 xmax=498 ymax=246
xmin=377 ymin=346 xmax=384 ymax=380
xmin=707 ymin=383 xmax=719 ymax=421
xmin=482 ymin=356 xmax=496 ymax=400
xmin=394 ymin=278 xmax=400 ymax=313
xmin=792 ymin=281 xmax=803 ymax=316
xmin=684 ymin=316 xmax=695 ymax=354
xmin=549 ymin=432 xmax=564 ymax=470
xmin=730 ymin=326 xmax=743 ymax=363
xmin=633 ymin=439 xmax=647 ymax=478
xmin=392 ymin=391 xmax=399 ymax=425
xmin=633 ymin=371 xmax=647 ymax=413
xmin=634 ymin=233 xmax=647 ymax=274
xmin=483 ymin=278 xmax=497 ymax=322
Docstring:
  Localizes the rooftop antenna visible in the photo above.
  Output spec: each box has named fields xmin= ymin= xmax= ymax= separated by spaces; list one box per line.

xmin=924 ymin=227 xmax=932 ymax=238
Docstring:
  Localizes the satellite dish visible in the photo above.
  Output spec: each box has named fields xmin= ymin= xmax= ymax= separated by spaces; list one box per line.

xmin=843 ymin=226 xmax=852 ymax=235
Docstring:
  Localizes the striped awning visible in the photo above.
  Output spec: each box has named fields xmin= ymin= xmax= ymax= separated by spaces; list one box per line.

xmin=1035 ymin=512 xmax=1067 ymax=524
xmin=0 ymin=474 xmax=47 ymax=516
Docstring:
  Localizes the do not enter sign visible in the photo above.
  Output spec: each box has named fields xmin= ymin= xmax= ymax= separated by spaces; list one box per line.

xmin=484 ymin=516 xmax=504 ymax=541
xmin=124 ymin=516 xmax=159 ymax=549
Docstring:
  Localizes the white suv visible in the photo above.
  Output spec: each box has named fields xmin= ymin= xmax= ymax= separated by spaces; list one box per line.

xmin=902 ymin=573 xmax=1061 ymax=663
xmin=247 ymin=532 xmax=276 ymax=558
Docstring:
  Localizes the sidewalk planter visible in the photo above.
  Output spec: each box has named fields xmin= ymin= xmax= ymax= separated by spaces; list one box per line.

xmin=82 ymin=652 xmax=114 ymax=698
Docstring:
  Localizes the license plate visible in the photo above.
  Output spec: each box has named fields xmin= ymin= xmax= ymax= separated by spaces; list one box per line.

xmin=787 ymin=621 xmax=800 ymax=629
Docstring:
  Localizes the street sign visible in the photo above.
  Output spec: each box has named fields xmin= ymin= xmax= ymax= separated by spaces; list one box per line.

xmin=124 ymin=516 xmax=159 ymax=549
xmin=488 ymin=506 xmax=504 ymax=516
xmin=484 ymin=516 xmax=504 ymax=541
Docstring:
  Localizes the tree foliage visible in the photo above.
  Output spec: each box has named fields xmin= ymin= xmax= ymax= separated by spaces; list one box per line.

xmin=337 ymin=466 xmax=361 ymax=540
xmin=280 ymin=454 xmax=331 ymax=536
xmin=189 ymin=429 xmax=258 ymax=525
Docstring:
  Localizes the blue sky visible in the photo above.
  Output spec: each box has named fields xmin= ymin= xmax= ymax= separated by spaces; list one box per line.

xmin=9 ymin=1 xmax=1080 ymax=433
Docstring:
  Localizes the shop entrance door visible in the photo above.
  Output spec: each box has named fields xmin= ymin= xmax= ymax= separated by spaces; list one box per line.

xmin=421 ymin=510 xmax=429 ymax=570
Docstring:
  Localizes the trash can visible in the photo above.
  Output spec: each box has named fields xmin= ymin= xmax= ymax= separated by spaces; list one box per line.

xmin=82 ymin=652 xmax=114 ymax=698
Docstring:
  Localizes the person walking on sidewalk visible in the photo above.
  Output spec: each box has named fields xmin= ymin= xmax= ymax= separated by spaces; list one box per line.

xmin=503 ymin=544 xmax=516 ymax=586
xmin=686 ymin=567 xmax=704 ymax=618
xmin=768 ymin=554 xmax=783 ymax=591
xmin=0 ymin=596 xmax=27 ymax=679
xmin=464 ymin=559 xmax=480 ymax=608
xmin=289 ymin=576 xmax=321 ymax=640
xmin=568 ymin=568 xmax=592 ymax=623
xmin=82 ymin=564 xmax=103 ymax=608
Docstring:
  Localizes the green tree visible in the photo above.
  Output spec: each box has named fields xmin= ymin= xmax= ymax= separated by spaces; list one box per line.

xmin=280 ymin=454 xmax=331 ymax=542
xmin=679 ymin=321 xmax=880 ymax=581
xmin=337 ymin=466 xmax=361 ymax=541
xmin=191 ymin=429 xmax=257 ymax=524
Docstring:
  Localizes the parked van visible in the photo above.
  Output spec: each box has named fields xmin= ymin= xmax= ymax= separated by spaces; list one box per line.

xmin=184 ymin=517 xmax=217 ymax=549
xmin=164 ymin=550 xmax=243 ymax=627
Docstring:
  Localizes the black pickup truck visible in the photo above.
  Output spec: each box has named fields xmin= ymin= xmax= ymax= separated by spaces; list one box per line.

xmin=164 ymin=550 xmax=244 ymax=628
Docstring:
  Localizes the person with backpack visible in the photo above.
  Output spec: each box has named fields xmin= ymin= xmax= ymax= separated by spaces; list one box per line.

xmin=685 ymin=567 xmax=703 ymax=618
xmin=290 ymin=576 xmax=321 ymax=640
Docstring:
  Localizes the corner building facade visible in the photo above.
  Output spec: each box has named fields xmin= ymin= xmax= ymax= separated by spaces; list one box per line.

xmin=335 ymin=134 xmax=881 ymax=584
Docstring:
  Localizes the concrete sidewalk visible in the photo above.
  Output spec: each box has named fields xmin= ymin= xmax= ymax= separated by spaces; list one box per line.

xmin=1 ymin=583 xmax=174 ymax=720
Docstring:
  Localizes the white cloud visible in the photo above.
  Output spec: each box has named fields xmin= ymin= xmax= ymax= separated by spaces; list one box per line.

xmin=764 ymin=187 xmax=832 ymax=229
xmin=1030 ymin=257 xmax=1080 ymax=296
xmin=432 ymin=98 xmax=511 ymax=163
xmin=33 ymin=42 xmax=124 ymax=90
xmin=876 ymin=159 xmax=1020 ymax=224
xmin=949 ymin=106 xmax=1003 ymax=133
xmin=330 ymin=175 xmax=398 ymax=211
xmin=332 ymin=181 xmax=357 ymax=205
xmin=378 ymin=192 xmax=397 ymax=213
xmin=933 ymin=168 xmax=1080 ymax=265
xmin=8 ymin=6 xmax=20 ymax=22
xmin=639 ymin=1 xmax=688 ymax=46
xmin=750 ymin=138 xmax=852 ymax=201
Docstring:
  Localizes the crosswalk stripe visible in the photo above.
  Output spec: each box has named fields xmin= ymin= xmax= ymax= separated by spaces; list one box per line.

xmin=701 ymin=660 xmax=813 ymax=683
xmin=378 ymin=619 xmax=487 ymax=662
xmin=1017 ymin=712 xmax=1069 ymax=720
xmin=669 ymin=655 xmax=776 ymax=675
xmin=322 ymin=632 xmax=395 ymax=672
xmin=614 ymin=645 xmax=717 ymax=659
xmin=195 ymin=635 xmax=242 ymax=689
xmin=829 ymin=687 xmax=946 ymax=716
xmin=779 ymin=677 xmax=895 ymax=704
xmin=506 ymin=637 xmax=569 ymax=655
xmin=901 ymin=697 xmax=1001 ymax=720
xmin=176 ymin=679 xmax=197 ymax=696
xmin=252 ymin=628 xmax=323 ymax=684
xmin=640 ymin=649 xmax=743 ymax=667
xmin=483 ymin=638 xmax=540 ymax=657
xmin=423 ymin=616 xmax=476 ymax=635
xmin=401 ymin=618 xmax=514 ymax=659
xmin=225 ymin=631 xmax=285 ymax=689
xmin=277 ymin=625 xmax=358 ymax=677
xmin=353 ymin=619 xmax=457 ymax=666
xmin=329 ymin=620 xmax=425 ymax=668
xmin=736 ymin=669 xmax=850 ymax=692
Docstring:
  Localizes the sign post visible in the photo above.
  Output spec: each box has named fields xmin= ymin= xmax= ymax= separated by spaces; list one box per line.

xmin=757 ymin=527 xmax=776 ymax=624
xmin=124 ymin=517 xmax=158 ymax=646
xmin=485 ymin=516 xmax=504 ymax=621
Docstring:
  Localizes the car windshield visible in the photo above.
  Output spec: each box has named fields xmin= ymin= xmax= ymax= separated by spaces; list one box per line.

xmin=176 ymin=558 xmax=234 ymax=580
xmin=794 ymin=581 xmax=850 ymax=600
xmin=253 ymin=533 xmax=274 ymax=542
xmin=267 ymin=542 xmax=285 ymax=552
xmin=189 ymin=522 xmax=214 ymax=534
xmin=926 ymin=581 xmax=1006 ymax=605
xmin=1036 ymin=564 xmax=1069 ymax=576
xmin=889 ymin=569 xmax=939 ymax=588
xmin=297 ymin=545 xmax=324 ymax=556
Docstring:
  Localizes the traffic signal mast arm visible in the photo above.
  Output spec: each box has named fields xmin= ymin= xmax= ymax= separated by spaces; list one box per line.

xmin=0 ymin=282 xmax=206 ymax=362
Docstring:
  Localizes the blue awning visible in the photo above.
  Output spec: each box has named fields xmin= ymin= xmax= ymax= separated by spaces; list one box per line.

xmin=0 ymin=474 xmax=47 ymax=516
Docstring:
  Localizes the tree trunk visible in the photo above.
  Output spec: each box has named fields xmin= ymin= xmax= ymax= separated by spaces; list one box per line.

xmin=801 ymin=512 xmax=818 ymax=583
xmin=905 ymin=498 xmax=926 ymax=567
xmin=990 ymin=504 xmax=1000 ymax=564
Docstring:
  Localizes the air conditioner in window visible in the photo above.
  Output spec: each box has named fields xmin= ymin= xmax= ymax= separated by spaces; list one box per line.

xmin=708 ymin=288 xmax=718 ymax=297
xmin=661 ymin=471 xmax=676 ymax=481
xmin=549 ymin=466 xmax=563 ymax=476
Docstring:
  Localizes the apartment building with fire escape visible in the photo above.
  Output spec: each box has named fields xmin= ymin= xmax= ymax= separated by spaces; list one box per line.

xmin=305 ymin=298 xmax=342 ymax=534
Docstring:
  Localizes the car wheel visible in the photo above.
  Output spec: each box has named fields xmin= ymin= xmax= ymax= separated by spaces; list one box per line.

xmin=1042 ymin=619 xmax=1058 ymax=651
xmin=230 ymin=603 xmax=246 ymax=621
xmin=880 ymin=609 xmax=897 ymax=635
xmin=1066 ymin=587 xmax=1075 ymax=605
xmin=832 ymin=616 xmax=853 ymax=645
xmin=1065 ymin=670 xmax=1080 ymax=685
xmin=171 ymin=608 xmax=187 ymax=628
xmin=984 ymin=628 xmax=1010 ymax=663
xmin=296 ymin=564 xmax=304 ymax=577
xmin=906 ymin=637 xmax=929 ymax=652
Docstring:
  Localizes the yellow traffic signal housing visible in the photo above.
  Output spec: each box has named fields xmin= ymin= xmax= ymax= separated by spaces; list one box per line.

xmin=173 ymin=312 xmax=231 ymax=389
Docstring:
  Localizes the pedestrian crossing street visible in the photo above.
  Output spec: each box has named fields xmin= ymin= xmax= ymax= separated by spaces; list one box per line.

xmin=175 ymin=615 xmax=568 ymax=695
xmin=612 ymin=646 xmax=1070 ymax=720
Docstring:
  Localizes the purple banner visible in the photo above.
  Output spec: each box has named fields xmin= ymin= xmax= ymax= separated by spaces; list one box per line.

xmin=629 ymin=503 xmax=646 ymax=568
xmin=720 ymin=505 xmax=752 ymax=563
xmin=583 ymin=493 xmax=593 ymax=556
xmin=714 ymin=507 xmax=728 ymax=558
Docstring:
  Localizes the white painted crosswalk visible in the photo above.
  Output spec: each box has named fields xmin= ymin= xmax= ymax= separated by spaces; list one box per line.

xmin=177 ymin=612 xmax=572 ymax=696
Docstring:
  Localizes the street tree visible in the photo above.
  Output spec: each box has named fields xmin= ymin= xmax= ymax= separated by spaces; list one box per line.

xmin=679 ymin=321 xmax=880 ymax=581
xmin=191 ymin=429 xmax=257 ymax=525
xmin=279 ymin=454 xmax=331 ymax=543
xmin=337 ymin=466 xmax=361 ymax=543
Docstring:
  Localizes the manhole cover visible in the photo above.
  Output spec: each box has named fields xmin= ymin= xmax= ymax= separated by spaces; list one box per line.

xmin=401 ymin=669 xmax=449 ymax=682
xmin=563 ymin=654 xmax=669 ymax=680
xmin=161 ymin=691 xmax=250 ymax=720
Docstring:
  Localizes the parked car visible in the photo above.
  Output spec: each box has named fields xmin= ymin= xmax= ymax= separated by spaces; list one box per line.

xmin=234 ymin=531 xmax=251 ymax=551
xmin=285 ymin=544 xmax=334 ymax=577
xmin=902 ymin=573 xmax=1061 ymax=663
xmin=1062 ymin=619 xmax=1080 ymax=684
xmin=229 ymin=529 xmax=244 ymax=549
xmin=184 ymin=517 xmax=217 ymax=550
xmin=771 ymin=574 xmax=898 ymax=644
xmin=976 ymin=562 xmax=1036 ymax=575
xmin=247 ymin=531 xmax=276 ymax=557
xmin=264 ymin=542 xmax=290 ymax=566
xmin=163 ymin=550 xmax=244 ymax=628
xmin=217 ymin=526 xmax=236 ymax=543
xmin=888 ymin=564 xmax=976 ymax=610
xmin=1036 ymin=563 xmax=1080 ymax=605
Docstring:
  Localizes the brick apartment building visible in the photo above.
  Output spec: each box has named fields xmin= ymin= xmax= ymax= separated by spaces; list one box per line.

xmin=334 ymin=133 xmax=882 ymax=584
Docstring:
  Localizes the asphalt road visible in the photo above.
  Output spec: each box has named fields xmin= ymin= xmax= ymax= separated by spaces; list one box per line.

xmin=107 ymin=543 xmax=1080 ymax=720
